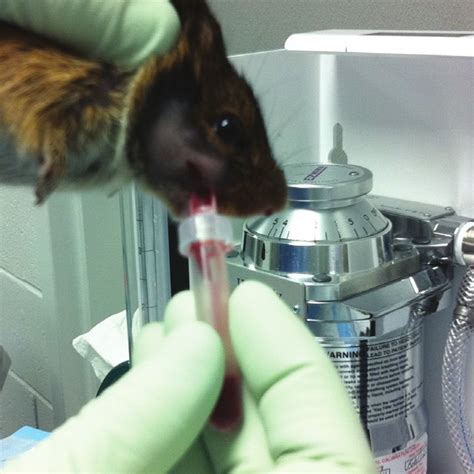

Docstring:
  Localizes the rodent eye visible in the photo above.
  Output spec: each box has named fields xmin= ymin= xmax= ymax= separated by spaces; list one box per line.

xmin=213 ymin=114 xmax=244 ymax=147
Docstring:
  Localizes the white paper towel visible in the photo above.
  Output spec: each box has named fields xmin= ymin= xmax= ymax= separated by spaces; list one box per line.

xmin=72 ymin=308 xmax=142 ymax=382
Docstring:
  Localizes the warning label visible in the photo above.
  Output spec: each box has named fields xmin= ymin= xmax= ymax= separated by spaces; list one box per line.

xmin=376 ymin=433 xmax=428 ymax=474
xmin=323 ymin=326 xmax=423 ymax=425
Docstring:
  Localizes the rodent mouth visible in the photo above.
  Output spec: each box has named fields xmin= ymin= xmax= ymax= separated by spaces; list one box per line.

xmin=152 ymin=162 xmax=217 ymax=218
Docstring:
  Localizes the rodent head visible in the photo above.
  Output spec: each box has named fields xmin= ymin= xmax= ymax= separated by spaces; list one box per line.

xmin=126 ymin=0 xmax=287 ymax=217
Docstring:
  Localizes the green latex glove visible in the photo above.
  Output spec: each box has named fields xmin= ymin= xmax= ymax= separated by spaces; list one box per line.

xmin=170 ymin=281 xmax=376 ymax=473
xmin=5 ymin=281 xmax=375 ymax=473
xmin=0 ymin=0 xmax=180 ymax=69
xmin=5 ymin=318 xmax=225 ymax=472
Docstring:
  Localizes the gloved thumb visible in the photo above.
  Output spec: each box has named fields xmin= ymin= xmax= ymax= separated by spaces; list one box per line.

xmin=5 ymin=321 xmax=224 ymax=473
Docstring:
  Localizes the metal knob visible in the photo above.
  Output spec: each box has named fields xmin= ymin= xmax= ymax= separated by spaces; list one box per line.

xmin=246 ymin=163 xmax=386 ymax=243
xmin=285 ymin=163 xmax=373 ymax=207
xmin=241 ymin=163 xmax=395 ymax=282
xmin=454 ymin=222 xmax=474 ymax=266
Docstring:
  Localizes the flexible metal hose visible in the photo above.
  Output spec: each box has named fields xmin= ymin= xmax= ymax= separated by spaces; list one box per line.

xmin=442 ymin=266 xmax=474 ymax=473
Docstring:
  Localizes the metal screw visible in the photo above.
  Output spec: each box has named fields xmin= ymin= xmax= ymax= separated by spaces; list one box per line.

xmin=312 ymin=273 xmax=332 ymax=283
xmin=423 ymin=213 xmax=432 ymax=218
xmin=412 ymin=305 xmax=428 ymax=318
xmin=292 ymin=305 xmax=300 ymax=314
xmin=349 ymin=171 xmax=359 ymax=176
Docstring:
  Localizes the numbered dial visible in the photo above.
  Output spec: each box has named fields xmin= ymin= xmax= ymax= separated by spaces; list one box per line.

xmin=246 ymin=163 xmax=389 ymax=243
xmin=251 ymin=202 xmax=387 ymax=242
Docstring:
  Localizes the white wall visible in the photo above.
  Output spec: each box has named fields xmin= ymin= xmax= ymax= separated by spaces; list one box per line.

xmin=0 ymin=188 xmax=125 ymax=436
xmin=0 ymin=187 xmax=54 ymax=436
xmin=208 ymin=0 xmax=474 ymax=55
xmin=37 ymin=191 xmax=125 ymax=425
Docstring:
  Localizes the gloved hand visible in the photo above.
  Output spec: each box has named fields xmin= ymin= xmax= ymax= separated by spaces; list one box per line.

xmin=5 ymin=281 xmax=376 ymax=473
xmin=171 ymin=281 xmax=376 ymax=474
xmin=0 ymin=0 xmax=180 ymax=69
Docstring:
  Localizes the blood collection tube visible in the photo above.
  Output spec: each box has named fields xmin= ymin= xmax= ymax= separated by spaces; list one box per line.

xmin=178 ymin=194 xmax=242 ymax=431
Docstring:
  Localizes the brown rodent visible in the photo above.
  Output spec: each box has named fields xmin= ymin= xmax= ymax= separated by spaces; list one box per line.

xmin=0 ymin=0 xmax=287 ymax=217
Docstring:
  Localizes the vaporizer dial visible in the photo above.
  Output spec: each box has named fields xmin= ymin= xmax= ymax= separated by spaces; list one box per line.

xmin=285 ymin=163 xmax=373 ymax=206
xmin=247 ymin=200 xmax=388 ymax=242
xmin=241 ymin=163 xmax=394 ymax=276
xmin=246 ymin=163 xmax=388 ymax=243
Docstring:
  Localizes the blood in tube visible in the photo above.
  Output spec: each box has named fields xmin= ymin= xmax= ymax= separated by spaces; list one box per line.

xmin=183 ymin=195 xmax=242 ymax=431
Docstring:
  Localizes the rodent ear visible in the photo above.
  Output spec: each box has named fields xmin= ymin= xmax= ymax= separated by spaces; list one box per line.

xmin=171 ymin=0 xmax=212 ymax=20
xmin=171 ymin=0 xmax=226 ymax=59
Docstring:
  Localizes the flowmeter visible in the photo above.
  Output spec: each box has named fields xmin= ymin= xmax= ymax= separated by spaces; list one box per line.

xmin=227 ymin=162 xmax=473 ymax=472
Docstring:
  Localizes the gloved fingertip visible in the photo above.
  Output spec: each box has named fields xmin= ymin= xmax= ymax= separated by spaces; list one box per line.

xmin=230 ymin=280 xmax=287 ymax=309
xmin=232 ymin=280 xmax=275 ymax=298
xmin=229 ymin=280 xmax=337 ymax=399
xmin=113 ymin=0 xmax=181 ymax=69
xmin=164 ymin=321 xmax=225 ymax=376
xmin=132 ymin=322 xmax=164 ymax=364
xmin=164 ymin=290 xmax=197 ymax=334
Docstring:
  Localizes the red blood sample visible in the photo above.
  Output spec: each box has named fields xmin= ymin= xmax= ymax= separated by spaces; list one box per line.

xmin=187 ymin=193 xmax=242 ymax=431
xmin=190 ymin=239 xmax=243 ymax=430
xmin=189 ymin=241 xmax=226 ymax=272
xmin=210 ymin=372 xmax=242 ymax=431
xmin=189 ymin=192 xmax=214 ymax=214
